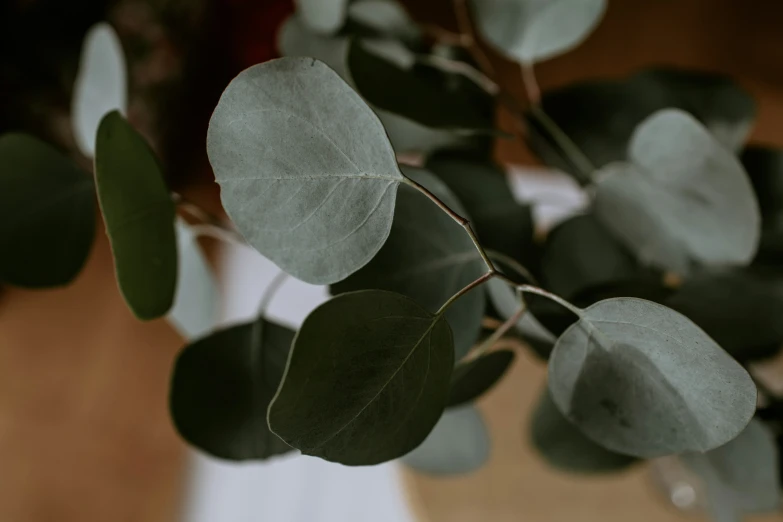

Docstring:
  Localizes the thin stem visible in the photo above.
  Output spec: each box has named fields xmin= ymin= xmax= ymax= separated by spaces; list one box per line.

xmin=189 ymin=223 xmax=246 ymax=246
xmin=520 ymin=62 xmax=541 ymax=105
xmin=173 ymin=192 xmax=248 ymax=245
xmin=485 ymin=249 xmax=538 ymax=285
xmin=437 ymin=272 xmax=494 ymax=316
xmin=415 ymin=54 xmax=499 ymax=95
xmin=472 ymin=301 xmax=527 ymax=359
xmin=492 ymin=273 xmax=583 ymax=318
xmin=419 ymin=23 xmax=472 ymax=47
xmin=452 ymin=0 xmax=496 ymax=78
xmin=257 ymin=271 xmax=289 ymax=319
xmin=403 ymin=176 xmax=495 ymax=273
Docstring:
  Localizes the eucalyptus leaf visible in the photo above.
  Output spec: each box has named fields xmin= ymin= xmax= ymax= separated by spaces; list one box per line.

xmin=470 ymin=0 xmax=607 ymax=64
xmin=348 ymin=0 xmax=420 ymax=42
xmin=94 ymin=111 xmax=177 ymax=320
xmin=742 ymin=146 xmax=783 ymax=264
xmin=295 ymin=0 xmax=349 ymax=34
xmin=168 ymin=218 xmax=218 ymax=340
xmin=348 ymin=40 xmax=495 ymax=132
xmin=208 ymin=57 xmax=403 ymax=285
xmin=268 ymin=290 xmax=454 ymax=465
xmin=448 ymin=350 xmax=515 ymax=407
xmin=593 ymin=109 xmax=760 ymax=275
xmin=665 ymin=269 xmax=783 ymax=363
xmin=530 ymin=387 xmax=637 ymax=474
xmin=0 ymin=134 xmax=95 ymax=288
xmin=170 ymin=319 xmax=294 ymax=461
xmin=541 ymin=214 xmax=644 ymax=300
xmin=401 ymin=405 xmax=490 ymax=475
xmin=426 ymin=152 xmax=534 ymax=265
xmin=548 ymin=297 xmax=757 ymax=458
xmin=332 ymin=168 xmax=485 ymax=359
xmin=529 ymin=68 xmax=756 ymax=179
xmin=683 ymin=419 xmax=780 ymax=517
xmin=71 ymin=22 xmax=127 ymax=158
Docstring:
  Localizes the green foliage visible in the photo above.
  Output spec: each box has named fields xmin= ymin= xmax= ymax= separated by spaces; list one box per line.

xmin=332 ymin=168 xmax=485 ymax=359
xmin=94 ymin=111 xmax=177 ymax=320
xmin=593 ymin=109 xmax=760 ymax=274
xmin=347 ymin=0 xmax=420 ymax=42
xmin=548 ymin=298 xmax=756 ymax=458
xmin=207 ymin=58 xmax=403 ymax=285
xmin=0 ymin=134 xmax=95 ymax=288
xmin=295 ymin=0 xmax=349 ymax=34
xmin=448 ymin=350 xmax=515 ymax=407
xmin=742 ymin=146 xmax=783 ymax=264
xmin=268 ymin=290 xmax=454 ymax=465
xmin=170 ymin=319 xmax=294 ymax=461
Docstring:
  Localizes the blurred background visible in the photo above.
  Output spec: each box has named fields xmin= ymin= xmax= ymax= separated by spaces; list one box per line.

xmin=2 ymin=0 xmax=783 ymax=520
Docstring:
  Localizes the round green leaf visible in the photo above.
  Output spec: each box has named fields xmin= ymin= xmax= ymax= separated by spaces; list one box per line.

xmin=683 ymin=419 xmax=780 ymax=517
xmin=529 ymin=68 xmax=755 ymax=180
xmin=347 ymin=0 xmax=420 ymax=42
xmin=332 ymin=168 xmax=485 ymax=359
xmin=170 ymin=319 xmax=294 ymax=461
xmin=208 ymin=57 xmax=404 ymax=285
xmin=470 ymin=0 xmax=607 ymax=64
xmin=426 ymin=152 xmax=534 ymax=265
xmin=401 ymin=405 xmax=490 ymax=475
xmin=94 ymin=111 xmax=177 ymax=320
xmin=594 ymin=109 xmax=760 ymax=274
xmin=268 ymin=290 xmax=454 ymax=465
xmin=448 ymin=350 xmax=515 ymax=407
xmin=530 ymin=387 xmax=637 ymax=474
xmin=548 ymin=297 xmax=756 ymax=458
xmin=0 ymin=134 xmax=95 ymax=288
xmin=295 ymin=0 xmax=349 ymax=34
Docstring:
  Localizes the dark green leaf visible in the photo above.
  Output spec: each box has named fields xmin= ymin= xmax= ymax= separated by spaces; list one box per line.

xmin=170 ymin=319 xmax=294 ymax=461
xmin=401 ymin=405 xmax=490 ymax=475
xmin=425 ymin=152 xmax=534 ymax=265
xmin=268 ymin=290 xmax=454 ymax=465
xmin=348 ymin=39 xmax=495 ymax=132
xmin=295 ymin=0 xmax=349 ymax=34
xmin=332 ymin=168 xmax=485 ymax=360
xmin=665 ymin=269 xmax=783 ymax=363
xmin=94 ymin=111 xmax=177 ymax=320
xmin=207 ymin=57 xmax=403 ymax=285
xmin=0 ymin=134 xmax=95 ymax=288
xmin=683 ymin=419 xmax=779 ymax=518
xmin=541 ymin=214 xmax=644 ymax=300
xmin=470 ymin=0 xmax=607 ymax=64
xmin=448 ymin=350 xmax=515 ymax=407
xmin=529 ymin=68 xmax=755 ymax=179
xmin=548 ymin=297 xmax=756 ymax=458
xmin=593 ymin=109 xmax=760 ymax=274
xmin=530 ymin=387 xmax=637 ymax=474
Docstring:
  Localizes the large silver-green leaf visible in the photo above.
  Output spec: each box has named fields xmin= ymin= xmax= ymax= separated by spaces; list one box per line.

xmin=268 ymin=290 xmax=454 ymax=465
xmin=332 ymin=168 xmax=485 ymax=360
xmin=594 ymin=109 xmax=760 ymax=274
xmin=0 ymin=134 xmax=95 ymax=288
xmin=683 ymin=419 xmax=780 ymax=519
xmin=71 ymin=22 xmax=127 ymax=158
xmin=94 ymin=111 xmax=177 ymax=320
xmin=348 ymin=0 xmax=420 ymax=42
xmin=168 ymin=218 xmax=218 ymax=340
xmin=401 ymin=405 xmax=490 ymax=475
xmin=470 ymin=0 xmax=607 ymax=64
xmin=448 ymin=350 xmax=515 ymax=407
xmin=277 ymin=15 xmax=471 ymax=154
xmin=548 ymin=297 xmax=756 ymax=458
xmin=295 ymin=0 xmax=349 ymax=34
xmin=530 ymin=387 xmax=637 ymax=474
xmin=207 ymin=57 xmax=403 ymax=285
xmin=170 ymin=319 xmax=294 ymax=461
xmin=528 ymin=68 xmax=756 ymax=180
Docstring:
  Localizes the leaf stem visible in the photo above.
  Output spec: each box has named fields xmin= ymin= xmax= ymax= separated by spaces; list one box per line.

xmin=493 ymin=273 xmax=583 ymax=318
xmin=471 ymin=301 xmax=527 ymax=359
xmin=189 ymin=223 xmax=246 ymax=246
xmin=452 ymin=0 xmax=496 ymax=77
xmin=436 ymin=272 xmax=494 ymax=316
xmin=485 ymin=249 xmax=539 ymax=285
xmin=257 ymin=271 xmax=289 ymax=319
xmin=173 ymin=192 xmax=247 ymax=245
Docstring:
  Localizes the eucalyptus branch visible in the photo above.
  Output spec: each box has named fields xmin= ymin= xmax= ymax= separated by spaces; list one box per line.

xmin=452 ymin=0 xmax=496 ymax=77
xmin=485 ymin=249 xmax=539 ymax=285
xmin=173 ymin=192 xmax=247 ymax=245
xmin=471 ymin=301 xmax=527 ymax=359
xmin=188 ymin=223 xmax=246 ymax=246
xmin=493 ymin=272 xmax=583 ymax=318
xmin=436 ymin=272 xmax=494 ymax=316
xmin=257 ymin=271 xmax=289 ymax=319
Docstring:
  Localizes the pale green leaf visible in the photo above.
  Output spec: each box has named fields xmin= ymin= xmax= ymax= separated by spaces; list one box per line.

xmin=170 ymin=319 xmax=294 ymax=461
xmin=401 ymin=405 xmax=490 ymax=475
xmin=207 ymin=57 xmax=403 ymax=285
xmin=268 ymin=290 xmax=454 ymax=465
xmin=683 ymin=419 xmax=780 ymax=517
xmin=71 ymin=22 xmax=127 ymax=158
xmin=332 ymin=168 xmax=485 ymax=360
xmin=548 ymin=297 xmax=756 ymax=458
xmin=168 ymin=218 xmax=218 ymax=340
xmin=448 ymin=350 xmax=515 ymax=407
xmin=594 ymin=109 xmax=761 ymax=274
xmin=94 ymin=111 xmax=177 ymax=320
xmin=295 ymin=0 xmax=349 ymax=34
xmin=470 ymin=0 xmax=607 ymax=64
xmin=0 ymin=134 xmax=95 ymax=288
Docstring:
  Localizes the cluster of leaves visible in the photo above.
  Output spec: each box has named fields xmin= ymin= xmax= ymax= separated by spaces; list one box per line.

xmin=2 ymin=1 xmax=783 ymax=521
